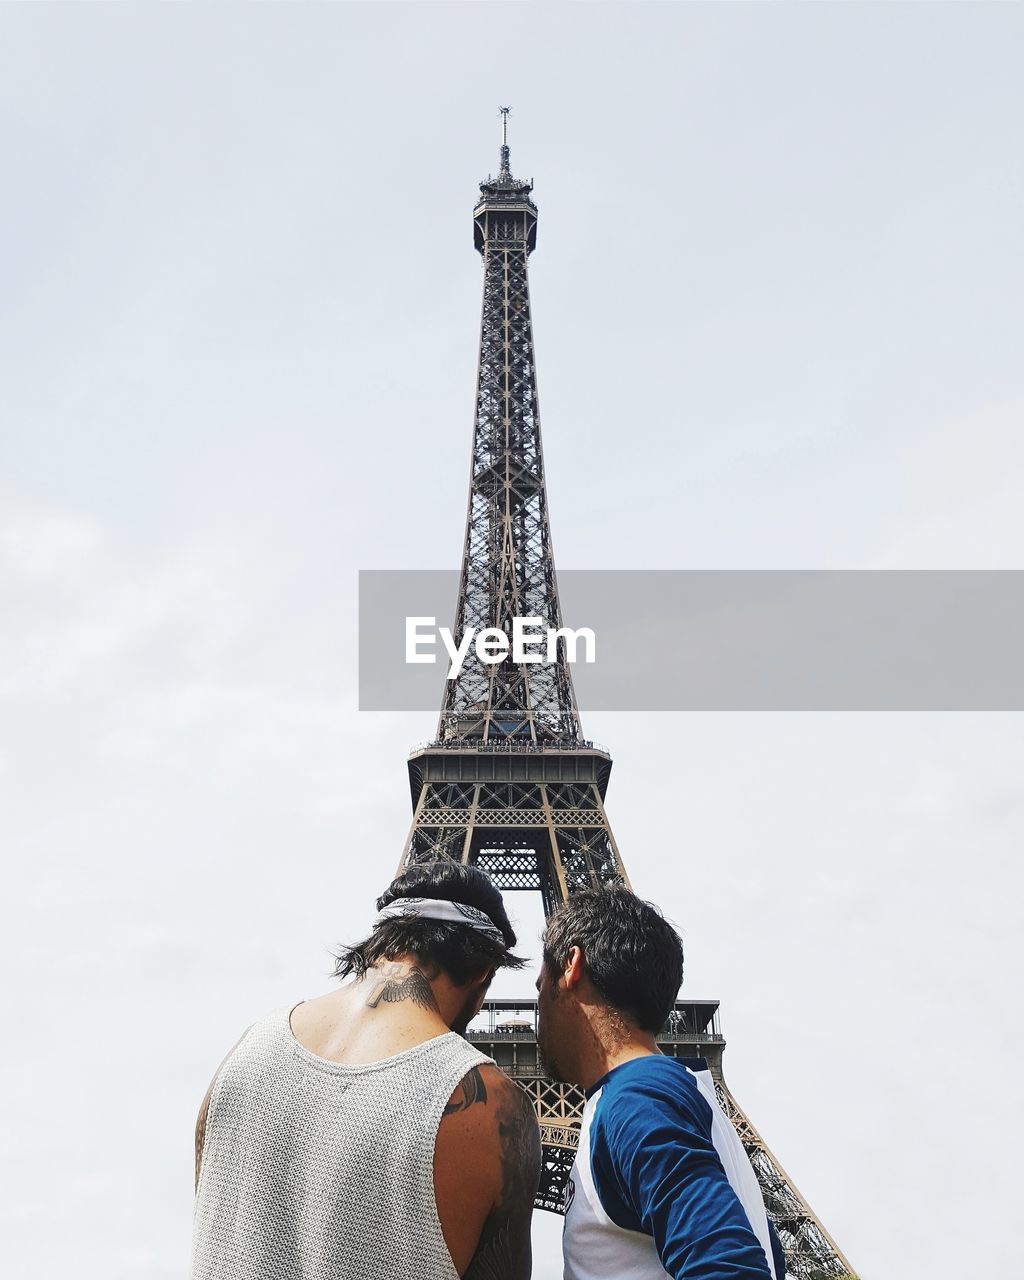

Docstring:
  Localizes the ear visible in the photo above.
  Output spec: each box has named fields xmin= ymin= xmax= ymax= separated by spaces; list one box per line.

xmin=563 ymin=945 xmax=585 ymax=990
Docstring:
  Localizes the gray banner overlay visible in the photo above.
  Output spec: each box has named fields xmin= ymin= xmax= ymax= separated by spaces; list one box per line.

xmin=358 ymin=570 xmax=1024 ymax=711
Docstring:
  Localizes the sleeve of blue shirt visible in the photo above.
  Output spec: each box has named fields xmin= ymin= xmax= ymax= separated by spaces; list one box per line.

xmin=768 ymin=1221 xmax=787 ymax=1280
xmin=590 ymin=1064 xmax=776 ymax=1280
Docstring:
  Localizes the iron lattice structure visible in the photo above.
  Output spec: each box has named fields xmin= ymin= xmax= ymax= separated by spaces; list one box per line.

xmin=397 ymin=118 xmax=854 ymax=1279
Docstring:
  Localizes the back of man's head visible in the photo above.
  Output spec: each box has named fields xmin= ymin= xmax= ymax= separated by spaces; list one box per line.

xmin=335 ymin=862 xmax=525 ymax=986
xmin=542 ymin=888 xmax=683 ymax=1032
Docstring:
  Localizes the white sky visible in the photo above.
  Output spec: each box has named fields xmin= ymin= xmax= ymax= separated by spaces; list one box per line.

xmin=2 ymin=4 xmax=1022 ymax=1278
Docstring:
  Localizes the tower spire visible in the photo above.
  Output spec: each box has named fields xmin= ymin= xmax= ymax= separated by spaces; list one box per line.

xmin=499 ymin=104 xmax=511 ymax=177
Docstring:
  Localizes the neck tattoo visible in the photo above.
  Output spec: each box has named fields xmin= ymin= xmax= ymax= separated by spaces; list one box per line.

xmin=364 ymin=961 xmax=439 ymax=1013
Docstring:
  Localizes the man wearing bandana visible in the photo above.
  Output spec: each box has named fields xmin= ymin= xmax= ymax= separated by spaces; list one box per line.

xmin=192 ymin=864 xmax=541 ymax=1280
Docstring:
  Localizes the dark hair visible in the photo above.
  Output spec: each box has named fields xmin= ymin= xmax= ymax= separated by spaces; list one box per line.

xmin=335 ymin=862 xmax=526 ymax=986
xmin=542 ymin=888 xmax=683 ymax=1032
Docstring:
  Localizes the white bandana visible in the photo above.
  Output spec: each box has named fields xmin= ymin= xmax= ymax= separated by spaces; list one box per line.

xmin=373 ymin=896 xmax=506 ymax=946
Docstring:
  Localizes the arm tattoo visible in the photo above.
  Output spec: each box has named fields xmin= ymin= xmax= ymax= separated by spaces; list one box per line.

xmin=464 ymin=1080 xmax=542 ymax=1280
xmin=463 ymin=1223 xmax=513 ymax=1280
xmin=444 ymin=1066 xmax=489 ymax=1116
xmin=364 ymin=962 xmax=439 ymax=1012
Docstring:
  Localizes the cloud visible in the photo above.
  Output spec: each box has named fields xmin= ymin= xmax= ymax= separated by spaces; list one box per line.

xmin=0 ymin=509 xmax=98 ymax=579
xmin=0 ymin=507 xmax=242 ymax=697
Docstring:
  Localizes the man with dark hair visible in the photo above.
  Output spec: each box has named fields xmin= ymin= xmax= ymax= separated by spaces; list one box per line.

xmin=193 ymin=863 xmax=541 ymax=1280
xmin=537 ymin=887 xmax=786 ymax=1280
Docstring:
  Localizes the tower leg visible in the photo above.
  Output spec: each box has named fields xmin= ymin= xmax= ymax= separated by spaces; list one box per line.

xmin=716 ymin=1080 xmax=855 ymax=1278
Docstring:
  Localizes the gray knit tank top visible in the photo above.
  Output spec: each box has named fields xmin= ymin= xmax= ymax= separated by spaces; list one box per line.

xmin=192 ymin=1006 xmax=492 ymax=1280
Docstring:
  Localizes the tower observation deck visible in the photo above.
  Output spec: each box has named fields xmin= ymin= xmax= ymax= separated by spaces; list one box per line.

xmin=395 ymin=113 xmax=853 ymax=1278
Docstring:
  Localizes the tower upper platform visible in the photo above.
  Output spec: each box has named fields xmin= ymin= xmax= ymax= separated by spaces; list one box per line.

xmin=473 ymin=113 xmax=538 ymax=254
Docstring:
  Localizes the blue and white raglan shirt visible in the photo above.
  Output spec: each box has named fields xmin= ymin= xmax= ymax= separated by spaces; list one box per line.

xmin=563 ymin=1056 xmax=786 ymax=1280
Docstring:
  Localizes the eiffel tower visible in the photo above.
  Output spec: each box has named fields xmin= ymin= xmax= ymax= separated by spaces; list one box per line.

xmin=396 ymin=111 xmax=854 ymax=1279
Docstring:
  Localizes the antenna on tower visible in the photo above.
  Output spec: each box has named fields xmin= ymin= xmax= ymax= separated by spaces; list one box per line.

xmin=499 ymin=105 xmax=512 ymax=176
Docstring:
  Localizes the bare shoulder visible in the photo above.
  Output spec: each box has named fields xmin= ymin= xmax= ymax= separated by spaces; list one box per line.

xmin=442 ymin=1064 xmax=539 ymax=1163
xmin=479 ymin=1065 xmax=541 ymax=1188
xmin=443 ymin=1063 xmax=525 ymax=1117
xmin=435 ymin=1064 xmax=541 ymax=1278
